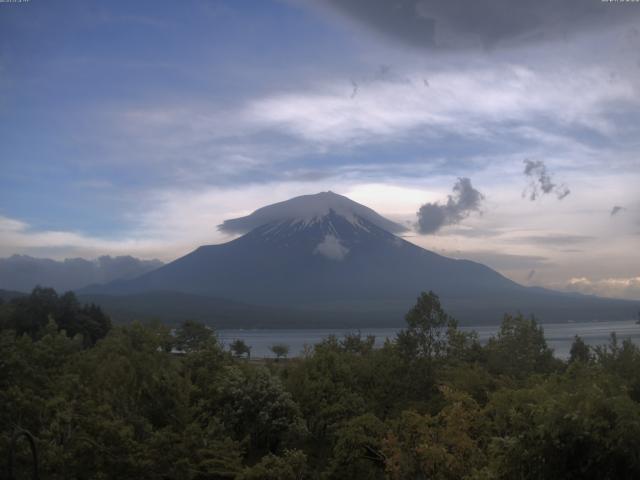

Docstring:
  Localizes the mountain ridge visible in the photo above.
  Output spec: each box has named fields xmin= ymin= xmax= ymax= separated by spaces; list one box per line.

xmin=81 ymin=192 xmax=638 ymax=326
xmin=0 ymin=254 xmax=164 ymax=293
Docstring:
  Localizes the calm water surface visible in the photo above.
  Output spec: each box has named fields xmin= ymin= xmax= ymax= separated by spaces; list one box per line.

xmin=219 ymin=320 xmax=640 ymax=359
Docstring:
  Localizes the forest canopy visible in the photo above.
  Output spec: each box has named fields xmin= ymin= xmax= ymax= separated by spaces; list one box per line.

xmin=2 ymin=289 xmax=640 ymax=479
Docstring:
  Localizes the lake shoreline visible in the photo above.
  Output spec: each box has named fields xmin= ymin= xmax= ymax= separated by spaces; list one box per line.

xmin=218 ymin=319 xmax=640 ymax=360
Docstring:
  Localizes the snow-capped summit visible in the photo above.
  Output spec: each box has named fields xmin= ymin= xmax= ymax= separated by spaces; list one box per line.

xmin=218 ymin=191 xmax=407 ymax=235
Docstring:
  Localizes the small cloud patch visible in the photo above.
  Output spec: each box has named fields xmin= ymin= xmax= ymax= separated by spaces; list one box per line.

xmin=314 ymin=234 xmax=349 ymax=261
xmin=610 ymin=205 xmax=625 ymax=217
xmin=522 ymin=159 xmax=570 ymax=201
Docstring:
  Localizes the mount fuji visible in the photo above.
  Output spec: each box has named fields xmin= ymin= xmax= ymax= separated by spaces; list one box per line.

xmin=81 ymin=192 xmax=637 ymax=327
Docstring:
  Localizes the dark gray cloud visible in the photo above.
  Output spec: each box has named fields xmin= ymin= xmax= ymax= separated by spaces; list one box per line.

xmin=611 ymin=205 xmax=625 ymax=216
xmin=350 ymin=79 xmax=358 ymax=98
xmin=322 ymin=0 xmax=639 ymax=50
xmin=522 ymin=159 xmax=570 ymax=201
xmin=416 ymin=177 xmax=484 ymax=234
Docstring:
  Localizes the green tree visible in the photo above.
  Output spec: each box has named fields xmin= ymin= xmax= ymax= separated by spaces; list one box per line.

xmin=7 ymin=286 xmax=59 ymax=339
xmin=383 ymin=387 xmax=485 ymax=480
xmin=569 ymin=335 xmax=592 ymax=364
xmin=230 ymin=338 xmax=252 ymax=359
xmin=213 ymin=366 xmax=307 ymax=452
xmin=175 ymin=319 xmax=215 ymax=352
xmin=486 ymin=367 xmax=640 ymax=479
xmin=3 ymin=287 xmax=110 ymax=346
xmin=283 ymin=344 xmax=369 ymax=439
xmin=594 ymin=333 xmax=640 ymax=401
xmin=394 ymin=291 xmax=465 ymax=401
xmin=270 ymin=343 xmax=290 ymax=361
xmin=485 ymin=313 xmax=558 ymax=379
xmin=340 ymin=331 xmax=376 ymax=355
xmin=237 ymin=449 xmax=307 ymax=480
xmin=396 ymin=291 xmax=457 ymax=361
xmin=325 ymin=413 xmax=387 ymax=479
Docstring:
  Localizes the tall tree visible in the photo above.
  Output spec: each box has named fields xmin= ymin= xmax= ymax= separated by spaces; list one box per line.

xmin=230 ymin=339 xmax=251 ymax=359
xmin=396 ymin=291 xmax=457 ymax=361
xmin=174 ymin=319 xmax=215 ymax=352
xmin=270 ymin=343 xmax=290 ymax=361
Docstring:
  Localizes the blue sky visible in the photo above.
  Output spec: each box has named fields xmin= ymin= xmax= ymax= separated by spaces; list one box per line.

xmin=1 ymin=0 xmax=640 ymax=299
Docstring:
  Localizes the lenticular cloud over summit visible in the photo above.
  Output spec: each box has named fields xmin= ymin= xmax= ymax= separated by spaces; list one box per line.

xmin=218 ymin=191 xmax=408 ymax=235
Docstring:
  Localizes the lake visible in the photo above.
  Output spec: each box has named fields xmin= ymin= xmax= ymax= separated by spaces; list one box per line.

xmin=218 ymin=320 xmax=640 ymax=359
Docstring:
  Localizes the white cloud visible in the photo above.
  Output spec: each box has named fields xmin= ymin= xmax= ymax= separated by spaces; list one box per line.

xmin=0 ymin=215 xmax=169 ymax=261
xmin=0 ymin=216 xmax=28 ymax=232
xmin=314 ymin=234 xmax=349 ymax=260
xmin=568 ymin=276 xmax=640 ymax=301
xmin=106 ymin=57 xmax=639 ymax=186
xmin=245 ymin=64 xmax=638 ymax=147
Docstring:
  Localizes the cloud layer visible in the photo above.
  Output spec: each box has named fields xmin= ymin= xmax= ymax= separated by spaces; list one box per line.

xmin=323 ymin=0 xmax=640 ymax=49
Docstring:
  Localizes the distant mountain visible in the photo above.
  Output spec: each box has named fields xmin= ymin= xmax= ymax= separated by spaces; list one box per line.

xmin=82 ymin=192 xmax=638 ymax=326
xmin=0 ymin=255 xmax=164 ymax=293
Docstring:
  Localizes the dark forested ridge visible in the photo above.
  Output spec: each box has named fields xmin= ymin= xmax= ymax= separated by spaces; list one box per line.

xmin=0 ymin=289 xmax=26 ymax=302
xmin=3 ymin=288 xmax=640 ymax=479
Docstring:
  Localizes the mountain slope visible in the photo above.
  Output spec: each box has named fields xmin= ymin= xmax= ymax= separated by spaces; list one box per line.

xmin=82 ymin=192 xmax=638 ymax=325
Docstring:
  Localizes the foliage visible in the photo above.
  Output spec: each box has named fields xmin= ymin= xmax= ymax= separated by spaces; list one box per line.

xmin=213 ymin=365 xmax=308 ymax=452
xmin=237 ymin=449 xmax=307 ymax=480
xmin=175 ymin=319 xmax=217 ymax=352
xmin=230 ymin=338 xmax=252 ymax=359
xmin=270 ymin=343 xmax=290 ymax=360
xmin=486 ymin=365 xmax=640 ymax=479
xmin=383 ymin=387 xmax=485 ymax=480
xmin=396 ymin=291 xmax=457 ymax=361
xmin=0 ymin=286 xmax=111 ymax=346
xmin=485 ymin=313 xmax=560 ymax=379
xmin=2 ymin=288 xmax=640 ymax=479
xmin=324 ymin=413 xmax=387 ymax=479
xmin=569 ymin=334 xmax=592 ymax=364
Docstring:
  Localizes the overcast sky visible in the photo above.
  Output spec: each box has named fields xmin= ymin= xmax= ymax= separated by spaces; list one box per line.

xmin=1 ymin=0 xmax=639 ymax=299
